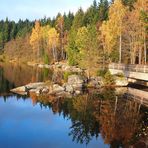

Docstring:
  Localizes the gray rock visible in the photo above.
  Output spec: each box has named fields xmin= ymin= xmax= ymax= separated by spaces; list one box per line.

xmin=72 ymin=84 xmax=83 ymax=89
xmin=55 ymin=91 xmax=72 ymax=98
xmin=38 ymin=64 xmax=51 ymax=69
xmin=36 ymin=89 xmax=42 ymax=95
xmin=49 ymin=84 xmax=65 ymax=94
xmin=75 ymin=90 xmax=81 ymax=95
xmin=65 ymin=84 xmax=74 ymax=93
xmin=29 ymin=89 xmax=38 ymax=93
xmin=68 ymin=75 xmax=84 ymax=85
xmin=11 ymin=86 xmax=27 ymax=93
xmin=26 ymin=82 xmax=45 ymax=90
xmin=42 ymin=87 xmax=49 ymax=94
xmin=38 ymin=64 xmax=44 ymax=68
xmin=115 ymin=77 xmax=128 ymax=86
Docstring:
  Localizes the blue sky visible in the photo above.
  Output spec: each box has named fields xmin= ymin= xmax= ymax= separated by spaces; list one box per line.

xmin=0 ymin=0 xmax=98 ymax=21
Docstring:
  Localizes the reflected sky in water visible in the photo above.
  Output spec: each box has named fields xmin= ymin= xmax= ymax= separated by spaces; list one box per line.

xmin=0 ymin=96 xmax=109 ymax=148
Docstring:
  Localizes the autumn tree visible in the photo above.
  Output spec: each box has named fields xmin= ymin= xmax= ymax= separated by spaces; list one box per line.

xmin=40 ymin=25 xmax=51 ymax=62
xmin=124 ymin=0 xmax=147 ymax=64
xmin=48 ymin=28 xmax=59 ymax=62
xmin=122 ymin=0 xmax=136 ymax=10
xmin=56 ymin=15 xmax=65 ymax=60
xmin=30 ymin=21 xmax=41 ymax=58
xmin=100 ymin=0 xmax=127 ymax=63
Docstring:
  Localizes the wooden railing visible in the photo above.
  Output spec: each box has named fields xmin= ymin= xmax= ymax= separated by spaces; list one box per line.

xmin=109 ymin=63 xmax=148 ymax=73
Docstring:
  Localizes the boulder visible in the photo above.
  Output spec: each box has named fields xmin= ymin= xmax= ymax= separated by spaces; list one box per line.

xmin=26 ymin=82 xmax=45 ymax=90
xmin=42 ymin=87 xmax=49 ymax=94
xmin=68 ymin=75 xmax=84 ymax=85
xmin=71 ymin=67 xmax=83 ymax=73
xmin=11 ymin=86 xmax=27 ymax=93
xmin=75 ymin=90 xmax=81 ymax=95
xmin=29 ymin=89 xmax=38 ymax=93
xmin=55 ymin=91 xmax=72 ymax=98
xmin=72 ymin=84 xmax=83 ymax=89
xmin=49 ymin=84 xmax=65 ymax=94
xmin=36 ymin=89 xmax=42 ymax=95
xmin=65 ymin=84 xmax=74 ymax=93
xmin=115 ymin=77 xmax=128 ymax=86
xmin=38 ymin=64 xmax=51 ymax=69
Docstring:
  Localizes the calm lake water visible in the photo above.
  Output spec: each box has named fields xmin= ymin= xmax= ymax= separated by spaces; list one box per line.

xmin=0 ymin=63 xmax=147 ymax=148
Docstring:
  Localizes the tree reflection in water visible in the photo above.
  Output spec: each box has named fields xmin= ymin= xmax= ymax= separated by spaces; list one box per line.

xmin=0 ymin=63 xmax=53 ymax=96
xmin=1 ymin=63 xmax=147 ymax=147
xmin=27 ymin=88 xmax=148 ymax=147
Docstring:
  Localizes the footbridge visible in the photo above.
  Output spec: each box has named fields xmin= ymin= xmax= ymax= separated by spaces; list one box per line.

xmin=109 ymin=63 xmax=148 ymax=86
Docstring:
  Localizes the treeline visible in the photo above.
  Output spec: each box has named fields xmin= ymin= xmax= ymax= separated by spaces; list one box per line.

xmin=1 ymin=0 xmax=148 ymax=71
xmin=0 ymin=19 xmax=33 ymax=49
xmin=28 ymin=0 xmax=110 ymax=74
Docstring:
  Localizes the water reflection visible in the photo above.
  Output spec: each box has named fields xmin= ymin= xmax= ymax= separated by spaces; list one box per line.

xmin=0 ymin=63 xmax=147 ymax=147
xmin=27 ymin=88 xmax=148 ymax=147
xmin=0 ymin=63 xmax=52 ymax=96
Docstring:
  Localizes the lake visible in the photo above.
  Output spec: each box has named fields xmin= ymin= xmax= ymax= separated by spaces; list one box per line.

xmin=0 ymin=63 xmax=147 ymax=148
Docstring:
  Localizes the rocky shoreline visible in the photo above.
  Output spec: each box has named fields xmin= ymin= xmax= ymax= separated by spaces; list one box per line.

xmin=11 ymin=72 xmax=128 ymax=97
xmin=10 ymin=62 xmax=129 ymax=97
xmin=11 ymin=75 xmax=85 ymax=97
xmin=27 ymin=61 xmax=83 ymax=73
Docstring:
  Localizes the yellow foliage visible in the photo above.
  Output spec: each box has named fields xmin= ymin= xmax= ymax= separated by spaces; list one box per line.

xmin=30 ymin=21 xmax=41 ymax=51
xmin=100 ymin=0 xmax=127 ymax=54
xmin=48 ymin=28 xmax=59 ymax=48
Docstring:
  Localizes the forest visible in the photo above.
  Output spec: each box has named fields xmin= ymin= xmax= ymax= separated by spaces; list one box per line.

xmin=0 ymin=0 xmax=147 ymax=72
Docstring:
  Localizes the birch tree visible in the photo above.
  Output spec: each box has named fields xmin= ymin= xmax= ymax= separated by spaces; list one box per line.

xmin=48 ymin=28 xmax=59 ymax=62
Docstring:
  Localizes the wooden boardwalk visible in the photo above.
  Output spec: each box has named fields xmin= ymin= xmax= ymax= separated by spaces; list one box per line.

xmin=109 ymin=63 xmax=148 ymax=82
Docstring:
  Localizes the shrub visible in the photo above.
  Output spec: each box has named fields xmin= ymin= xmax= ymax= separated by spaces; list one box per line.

xmin=97 ymin=68 xmax=108 ymax=77
xmin=115 ymin=72 xmax=125 ymax=78
xmin=43 ymin=54 xmax=50 ymax=64
xmin=103 ymin=71 xmax=115 ymax=86
xmin=63 ymin=72 xmax=76 ymax=82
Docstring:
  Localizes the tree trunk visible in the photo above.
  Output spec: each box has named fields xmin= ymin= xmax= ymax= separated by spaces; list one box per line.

xmin=61 ymin=24 xmax=64 ymax=60
xmin=119 ymin=32 xmax=122 ymax=63
xmin=37 ymin=43 xmax=40 ymax=60
xmin=52 ymin=45 xmax=56 ymax=62
xmin=139 ymin=47 xmax=142 ymax=65
xmin=144 ymin=32 xmax=147 ymax=64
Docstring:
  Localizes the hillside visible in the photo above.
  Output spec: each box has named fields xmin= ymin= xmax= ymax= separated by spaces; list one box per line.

xmin=3 ymin=34 xmax=37 ymax=63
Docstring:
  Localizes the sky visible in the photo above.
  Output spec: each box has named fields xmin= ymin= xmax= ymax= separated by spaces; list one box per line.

xmin=0 ymin=0 xmax=98 ymax=22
